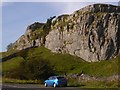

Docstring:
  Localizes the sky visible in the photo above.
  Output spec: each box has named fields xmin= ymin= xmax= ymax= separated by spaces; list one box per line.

xmin=1 ymin=0 xmax=119 ymax=52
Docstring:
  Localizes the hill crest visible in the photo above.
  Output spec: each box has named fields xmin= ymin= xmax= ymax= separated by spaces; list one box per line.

xmin=9 ymin=4 xmax=120 ymax=62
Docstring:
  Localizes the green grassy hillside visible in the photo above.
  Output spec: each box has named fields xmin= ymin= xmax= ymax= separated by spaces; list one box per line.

xmin=2 ymin=46 xmax=119 ymax=77
xmin=2 ymin=46 xmax=119 ymax=88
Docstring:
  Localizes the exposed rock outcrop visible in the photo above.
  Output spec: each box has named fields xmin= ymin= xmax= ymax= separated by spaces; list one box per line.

xmin=12 ymin=22 xmax=45 ymax=50
xmin=66 ymin=73 xmax=120 ymax=83
xmin=11 ymin=4 xmax=120 ymax=62
xmin=45 ymin=4 xmax=120 ymax=62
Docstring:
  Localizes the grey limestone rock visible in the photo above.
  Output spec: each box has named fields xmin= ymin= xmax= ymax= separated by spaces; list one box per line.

xmin=45 ymin=4 xmax=120 ymax=62
xmin=12 ymin=4 xmax=120 ymax=62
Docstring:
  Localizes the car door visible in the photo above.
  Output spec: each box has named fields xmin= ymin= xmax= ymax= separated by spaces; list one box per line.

xmin=48 ymin=77 xmax=54 ymax=86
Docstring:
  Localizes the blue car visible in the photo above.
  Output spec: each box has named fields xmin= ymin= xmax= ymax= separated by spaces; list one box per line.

xmin=44 ymin=76 xmax=67 ymax=87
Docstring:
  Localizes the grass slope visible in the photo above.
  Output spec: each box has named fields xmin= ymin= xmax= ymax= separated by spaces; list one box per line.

xmin=2 ymin=46 xmax=119 ymax=77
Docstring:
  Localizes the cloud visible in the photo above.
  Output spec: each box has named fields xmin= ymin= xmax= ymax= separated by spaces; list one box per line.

xmin=1 ymin=0 xmax=84 ymax=2
xmin=58 ymin=1 xmax=119 ymax=14
xmin=0 ymin=3 xmax=2 ymax=52
xmin=1 ymin=0 xmax=119 ymax=2
xmin=0 ymin=1 xmax=2 ymax=7
xmin=0 ymin=2 xmax=15 ymax=7
xmin=56 ymin=2 xmax=96 ymax=15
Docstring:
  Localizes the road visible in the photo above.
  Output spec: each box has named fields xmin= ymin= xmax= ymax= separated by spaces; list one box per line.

xmin=2 ymin=84 xmax=81 ymax=90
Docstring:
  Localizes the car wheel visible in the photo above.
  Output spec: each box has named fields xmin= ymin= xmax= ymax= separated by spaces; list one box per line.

xmin=53 ymin=83 xmax=57 ymax=87
xmin=44 ymin=83 xmax=47 ymax=87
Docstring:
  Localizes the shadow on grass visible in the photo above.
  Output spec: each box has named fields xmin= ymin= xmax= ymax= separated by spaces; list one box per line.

xmin=67 ymin=84 xmax=85 ymax=87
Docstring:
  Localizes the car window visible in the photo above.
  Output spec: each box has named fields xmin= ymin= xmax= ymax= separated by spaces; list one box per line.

xmin=48 ymin=76 xmax=56 ymax=80
xmin=52 ymin=77 xmax=56 ymax=79
xmin=48 ymin=77 xmax=53 ymax=80
xmin=48 ymin=76 xmax=65 ymax=80
xmin=57 ymin=77 xmax=65 ymax=80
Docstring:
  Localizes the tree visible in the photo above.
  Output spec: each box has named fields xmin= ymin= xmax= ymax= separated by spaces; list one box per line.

xmin=42 ymin=16 xmax=56 ymax=44
xmin=43 ymin=16 xmax=56 ymax=32
xmin=6 ymin=43 xmax=13 ymax=51
xmin=5 ymin=57 xmax=55 ymax=80
xmin=17 ymin=49 xmax=29 ymax=60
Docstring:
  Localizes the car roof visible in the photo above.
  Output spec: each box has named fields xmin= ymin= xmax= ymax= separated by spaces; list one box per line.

xmin=49 ymin=76 xmax=64 ymax=78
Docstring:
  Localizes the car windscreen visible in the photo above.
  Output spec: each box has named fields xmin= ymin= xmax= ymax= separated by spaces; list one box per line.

xmin=57 ymin=77 xmax=66 ymax=80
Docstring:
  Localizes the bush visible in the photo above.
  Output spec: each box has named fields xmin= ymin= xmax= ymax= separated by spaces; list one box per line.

xmin=4 ymin=57 xmax=55 ymax=81
xmin=17 ymin=49 xmax=29 ymax=60
xmin=6 ymin=43 xmax=13 ymax=51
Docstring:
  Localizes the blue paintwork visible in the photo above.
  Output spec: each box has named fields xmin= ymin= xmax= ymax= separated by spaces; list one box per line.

xmin=44 ymin=76 xmax=67 ymax=87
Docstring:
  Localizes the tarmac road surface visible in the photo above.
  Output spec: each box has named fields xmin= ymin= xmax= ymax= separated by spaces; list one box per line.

xmin=2 ymin=84 xmax=82 ymax=90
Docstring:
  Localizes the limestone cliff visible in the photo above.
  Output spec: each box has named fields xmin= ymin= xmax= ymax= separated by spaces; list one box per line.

xmin=11 ymin=4 xmax=120 ymax=62
xmin=13 ymin=22 xmax=45 ymax=50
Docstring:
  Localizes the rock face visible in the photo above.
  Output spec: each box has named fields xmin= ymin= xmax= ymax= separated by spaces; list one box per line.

xmin=45 ymin=4 xmax=120 ymax=62
xmin=13 ymin=22 xmax=45 ymax=50
xmin=12 ymin=4 xmax=120 ymax=62
xmin=66 ymin=73 xmax=119 ymax=84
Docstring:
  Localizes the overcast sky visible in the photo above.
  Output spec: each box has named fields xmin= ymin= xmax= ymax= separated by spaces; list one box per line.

xmin=1 ymin=0 xmax=119 ymax=52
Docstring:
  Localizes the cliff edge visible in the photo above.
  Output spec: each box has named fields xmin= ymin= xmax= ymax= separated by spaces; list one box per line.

xmin=11 ymin=4 xmax=120 ymax=62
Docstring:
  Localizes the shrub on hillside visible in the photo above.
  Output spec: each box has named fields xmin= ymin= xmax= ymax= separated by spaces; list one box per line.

xmin=6 ymin=43 xmax=13 ymax=51
xmin=17 ymin=49 xmax=29 ymax=60
xmin=4 ymin=57 xmax=55 ymax=80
